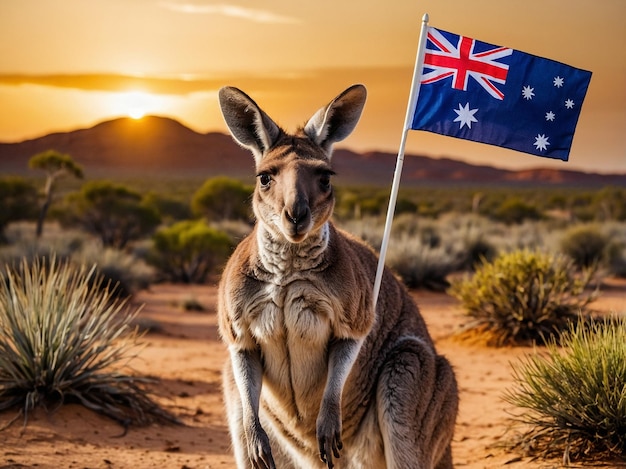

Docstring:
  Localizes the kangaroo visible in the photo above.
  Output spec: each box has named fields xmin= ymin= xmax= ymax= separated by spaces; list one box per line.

xmin=217 ymin=84 xmax=458 ymax=469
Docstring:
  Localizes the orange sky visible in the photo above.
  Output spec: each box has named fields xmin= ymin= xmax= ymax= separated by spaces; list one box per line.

xmin=1 ymin=0 xmax=625 ymax=173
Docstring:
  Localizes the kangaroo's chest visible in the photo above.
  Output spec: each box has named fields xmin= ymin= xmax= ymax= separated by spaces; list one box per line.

xmin=246 ymin=278 xmax=337 ymax=418
xmin=249 ymin=279 xmax=333 ymax=344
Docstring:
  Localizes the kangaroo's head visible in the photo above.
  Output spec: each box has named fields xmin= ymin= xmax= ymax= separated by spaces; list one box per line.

xmin=218 ymin=85 xmax=367 ymax=244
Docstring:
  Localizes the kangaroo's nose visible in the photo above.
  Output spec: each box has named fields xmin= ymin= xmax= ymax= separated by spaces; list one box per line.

xmin=285 ymin=199 xmax=310 ymax=226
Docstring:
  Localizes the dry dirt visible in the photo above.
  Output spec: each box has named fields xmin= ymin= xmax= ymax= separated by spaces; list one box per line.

xmin=2 ymin=280 xmax=625 ymax=469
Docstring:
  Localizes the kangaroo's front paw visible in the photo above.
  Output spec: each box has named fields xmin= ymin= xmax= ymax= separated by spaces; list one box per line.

xmin=245 ymin=423 xmax=276 ymax=469
xmin=316 ymin=412 xmax=342 ymax=469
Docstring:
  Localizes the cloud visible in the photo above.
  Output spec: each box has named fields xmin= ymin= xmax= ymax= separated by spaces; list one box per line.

xmin=159 ymin=2 xmax=300 ymax=24
xmin=0 ymin=73 xmax=218 ymax=95
xmin=0 ymin=67 xmax=414 ymax=100
xmin=0 ymin=72 xmax=312 ymax=95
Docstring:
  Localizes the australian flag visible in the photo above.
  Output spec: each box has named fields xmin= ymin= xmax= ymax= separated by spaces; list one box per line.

xmin=411 ymin=27 xmax=592 ymax=161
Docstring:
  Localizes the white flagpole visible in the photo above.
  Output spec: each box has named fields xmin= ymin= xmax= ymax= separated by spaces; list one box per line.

xmin=372 ymin=13 xmax=430 ymax=309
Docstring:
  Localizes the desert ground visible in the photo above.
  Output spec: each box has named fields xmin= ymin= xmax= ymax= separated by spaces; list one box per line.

xmin=2 ymin=279 xmax=625 ymax=469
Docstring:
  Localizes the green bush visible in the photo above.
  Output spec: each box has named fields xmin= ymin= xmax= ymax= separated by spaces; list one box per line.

xmin=0 ymin=177 xmax=38 ymax=243
xmin=560 ymin=224 xmax=609 ymax=269
xmin=505 ymin=317 xmax=626 ymax=462
xmin=191 ymin=177 xmax=252 ymax=221
xmin=449 ymin=249 xmax=596 ymax=346
xmin=62 ymin=181 xmax=161 ymax=249
xmin=334 ymin=187 xmax=388 ymax=219
xmin=0 ymin=257 xmax=175 ymax=427
xmin=149 ymin=220 xmax=232 ymax=283
xmin=143 ymin=191 xmax=192 ymax=222
xmin=394 ymin=198 xmax=418 ymax=216
xmin=491 ymin=198 xmax=543 ymax=225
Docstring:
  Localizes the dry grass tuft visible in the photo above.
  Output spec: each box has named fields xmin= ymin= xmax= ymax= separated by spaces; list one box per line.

xmin=504 ymin=317 xmax=626 ymax=463
xmin=0 ymin=257 xmax=177 ymax=430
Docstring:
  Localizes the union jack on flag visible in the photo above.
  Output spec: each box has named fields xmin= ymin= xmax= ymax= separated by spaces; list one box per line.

xmin=422 ymin=27 xmax=512 ymax=100
xmin=411 ymin=26 xmax=592 ymax=161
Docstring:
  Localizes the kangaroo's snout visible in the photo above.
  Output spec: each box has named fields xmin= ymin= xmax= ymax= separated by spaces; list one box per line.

xmin=285 ymin=198 xmax=310 ymax=226
xmin=282 ymin=192 xmax=311 ymax=240
xmin=285 ymin=197 xmax=309 ymax=225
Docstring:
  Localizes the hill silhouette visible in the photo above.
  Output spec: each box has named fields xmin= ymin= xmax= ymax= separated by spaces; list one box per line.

xmin=1 ymin=116 xmax=624 ymax=186
xmin=0 ymin=116 xmax=253 ymax=178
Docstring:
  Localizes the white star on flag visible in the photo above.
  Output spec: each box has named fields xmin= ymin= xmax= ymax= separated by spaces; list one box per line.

xmin=522 ymin=85 xmax=535 ymax=100
xmin=553 ymin=76 xmax=564 ymax=87
xmin=453 ymin=103 xmax=478 ymax=129
xmin=545 ymin=111 xmax=555 ymax=121
xmin=533 ymin=134 xmax=550 ymax=151
xmin=565 ymin=99 xmax=575 ymax=109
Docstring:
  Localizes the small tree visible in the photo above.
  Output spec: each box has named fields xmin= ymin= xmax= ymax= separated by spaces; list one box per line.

xmin=0 ymin=177 xmax=38 ymax=243
xmin=65 ymin=181 xmax=160 ymax=249
xmin=149 ymin=220 xmax=232 ymax=283
xmin=191 ymin=177 xmax=252 ymax=221
xmin=29 ymin=150 xmax=83 ymax=238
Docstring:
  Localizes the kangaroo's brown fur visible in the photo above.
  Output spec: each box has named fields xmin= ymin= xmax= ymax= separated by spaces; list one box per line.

xmin=217 ymin=84 xmax=458 ymax=469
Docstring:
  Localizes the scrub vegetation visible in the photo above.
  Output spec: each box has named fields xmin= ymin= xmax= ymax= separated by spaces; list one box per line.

xmin=505 ymin=318 xmax=626 ymax=462
xmin=1 ymin=169 xmax=624 ymax=462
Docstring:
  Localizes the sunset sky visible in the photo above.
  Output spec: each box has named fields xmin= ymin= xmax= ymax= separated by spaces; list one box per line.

xmin=1 ymin=0 xmax=625 ymax=173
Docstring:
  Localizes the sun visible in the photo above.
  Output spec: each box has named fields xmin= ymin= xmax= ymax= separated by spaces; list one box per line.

xmin=104 ymin=89 xmax=184 ymax=123
xmin=114 ymin=91 xmax=158 ymax=120
xmin=128 ymin=107 xmax=146 ymax=120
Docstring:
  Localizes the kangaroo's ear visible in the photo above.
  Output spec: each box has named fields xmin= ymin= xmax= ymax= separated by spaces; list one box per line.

xmin=218 ymin=86 xmax=281 ymax=165
xmin=303 ymin=84 xmax=367 ymax=157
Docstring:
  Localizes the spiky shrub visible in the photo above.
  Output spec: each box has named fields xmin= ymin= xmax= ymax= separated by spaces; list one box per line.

xmin=449 ymin=249 xmax=596 ymax=346
xmin=0 ymin=257 xmax=175 ymax=427
xmin=504 ymin=318 xmax=626 ymax=462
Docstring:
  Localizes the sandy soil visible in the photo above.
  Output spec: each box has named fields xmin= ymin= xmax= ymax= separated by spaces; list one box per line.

xmin=2 ymin=280 xmax=625 ymax=469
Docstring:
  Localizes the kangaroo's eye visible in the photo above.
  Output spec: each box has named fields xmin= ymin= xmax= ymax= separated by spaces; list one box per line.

xmin=258 ymin=173 xmax=272 ymax=187
xmin=319 ymin=173 xmax=332 ymax=191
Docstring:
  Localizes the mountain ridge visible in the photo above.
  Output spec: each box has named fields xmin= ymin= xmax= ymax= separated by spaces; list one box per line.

xmin=1 ymin=115 xmax=624 ymax=186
